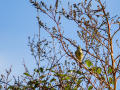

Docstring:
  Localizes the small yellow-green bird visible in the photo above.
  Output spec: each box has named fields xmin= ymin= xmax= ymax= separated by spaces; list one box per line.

xmin=75 ymin=46 xmax=83 ymax=62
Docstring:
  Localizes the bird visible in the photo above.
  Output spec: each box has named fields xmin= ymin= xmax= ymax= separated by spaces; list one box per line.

xmin=75 ymin=46 xmax=83 ymax=62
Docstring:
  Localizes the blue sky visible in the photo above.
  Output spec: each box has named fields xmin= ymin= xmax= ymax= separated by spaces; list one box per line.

xmin=0 ymin=0 xmax=120 ymax=89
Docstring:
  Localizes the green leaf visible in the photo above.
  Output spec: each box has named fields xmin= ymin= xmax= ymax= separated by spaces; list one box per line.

xmin=34 ymin=68 xmax=40 ymax=73
xmin=46 ymin=69 xmax=50 ymax=71
xmin=8 ymin=86 xmax=14 ymax=89
xmin=77 ymin=80 xmax=82 ymax=84
xmin=27 ymin=81 xmax=33 ymax=86
xmin=23 ymin=73 xmax=32 ymax=77
xmin=65 ymin=83 xmax=70 ymax=89
xmin=42 ymin=80 xmax=46 ymax=83
xmin=97 ymin=68 xmax=102 ymax=74
xmin=51 ymin=70 xmax=56 ymax=73
xmin=88 ymin=86 xmax=93 ymax=90
xmin=0 ymin=85 xmax=2 ymax=89
xmin=40 ymin=67 xmax=44 ymax=72
xmin=109 ymin=77 xmax=113 ymax=84
xmin=76 ymin=70 xmax=81 ymax=74
xmin=67 ymin=70 xmax=71 ymax=72
xmin=50 ymin=88 xmax=57 ymax=90
xmin=85 ymin=60 xmax=92 ymax=67
xmin=73 ymin=70 xmax=76 ymax=72
xmin=40 ymin=75 xmax=46 ymax=78
xmin=73 ymin=88 xmax=77 ymax=90
xmin=65 ymin=76 xmax=71 ymax=80
xmin=50 ymin=78 xmax=56 ymax=82
xmin=79 ymin=76 xmax=85 ymax=80
xmin=91 ymin=67 xmax=97 ymax=74
xmin=108 ymin=67 xmax=112 ymax=74
xmin=34 ymin=81 xmax=39 ymax=88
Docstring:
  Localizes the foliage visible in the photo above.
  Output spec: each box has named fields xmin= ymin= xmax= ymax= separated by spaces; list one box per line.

xmin=0 ymin=0 xmax=120 ymax=90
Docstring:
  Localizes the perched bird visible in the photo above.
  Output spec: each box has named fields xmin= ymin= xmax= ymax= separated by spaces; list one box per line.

xmin=75 ymin=46 xmax=83 ymax=62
